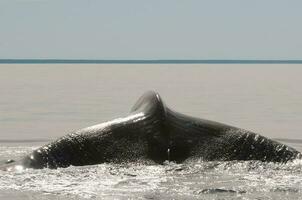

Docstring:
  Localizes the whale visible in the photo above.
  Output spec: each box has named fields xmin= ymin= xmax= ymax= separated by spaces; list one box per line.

xmin=2 ymin=91 xmax=301 ymax=170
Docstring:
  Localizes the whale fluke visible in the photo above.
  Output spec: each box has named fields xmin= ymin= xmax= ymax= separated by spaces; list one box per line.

xmin=3 ymin=91 xmax=301 ymax=169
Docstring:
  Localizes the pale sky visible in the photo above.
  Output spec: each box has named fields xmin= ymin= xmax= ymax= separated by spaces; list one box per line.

xmin=0 ymin=0 xmax=301 ymax=59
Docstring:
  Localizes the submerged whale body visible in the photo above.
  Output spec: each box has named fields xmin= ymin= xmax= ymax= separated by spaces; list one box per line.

xmin=3 ymin=91 xmax=301 ymax=169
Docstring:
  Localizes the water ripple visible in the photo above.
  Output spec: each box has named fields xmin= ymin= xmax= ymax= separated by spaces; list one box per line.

xmin=1 ymin=146 xmax=302 ymax=199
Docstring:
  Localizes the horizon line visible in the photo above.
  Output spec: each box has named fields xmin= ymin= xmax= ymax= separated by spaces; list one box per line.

xmin=1 ymin=59 xmax=302 ymax=64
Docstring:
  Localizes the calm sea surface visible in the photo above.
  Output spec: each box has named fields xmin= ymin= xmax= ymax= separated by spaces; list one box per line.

xmin=0 ymin=64 xmax=302 ymax=199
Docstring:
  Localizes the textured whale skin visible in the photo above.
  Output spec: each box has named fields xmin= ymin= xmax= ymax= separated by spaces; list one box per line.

xmin=3 ymin=91 xmax=301 ymax=169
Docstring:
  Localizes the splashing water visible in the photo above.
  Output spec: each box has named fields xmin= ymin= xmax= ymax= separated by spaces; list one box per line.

xmin=1 ymin=143 xmax=302 ymax=200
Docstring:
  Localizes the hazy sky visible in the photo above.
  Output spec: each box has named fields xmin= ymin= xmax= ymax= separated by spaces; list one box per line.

xmin=0 ymin=0 xmax=301 ymax=59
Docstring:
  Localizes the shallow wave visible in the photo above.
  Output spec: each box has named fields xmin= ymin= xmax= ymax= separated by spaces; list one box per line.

xmin=1 ymin=145 xmax=302 ymax=199
xmin=0 ymin=159 xmax=301 ymax=199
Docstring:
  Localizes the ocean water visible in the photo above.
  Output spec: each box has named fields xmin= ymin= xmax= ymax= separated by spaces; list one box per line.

xmin=0 ymin=64 xmax=302 ymax=199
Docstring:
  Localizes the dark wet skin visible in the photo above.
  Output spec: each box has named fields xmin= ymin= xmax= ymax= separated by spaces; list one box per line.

xmin=2 ymin=91 xmax=301 ymax=170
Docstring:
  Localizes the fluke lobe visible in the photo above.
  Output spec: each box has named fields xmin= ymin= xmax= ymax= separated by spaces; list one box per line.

xmin=3 ymin=91 xmax=301 ymax=169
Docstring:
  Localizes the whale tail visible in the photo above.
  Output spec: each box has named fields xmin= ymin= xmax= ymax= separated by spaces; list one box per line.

xmin=8 ymin=91 xmax=301 ymax=169
xmin=132 ymin=91 xmax=300 ymax=162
